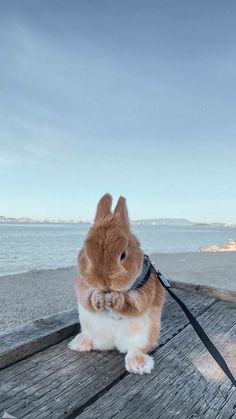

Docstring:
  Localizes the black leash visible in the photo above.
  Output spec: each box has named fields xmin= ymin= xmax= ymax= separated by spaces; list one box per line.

xmin=148 ymin=257 xmax=236 ymax=388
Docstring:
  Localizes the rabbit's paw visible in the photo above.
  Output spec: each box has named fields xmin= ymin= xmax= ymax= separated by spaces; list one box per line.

xmin=91 ymin=289 xmax=105 ymax=311
xmin=105 ymin=291 xmax=125 ymax=311
xmin=125 ymin=351 xmax=154 ymax=374
xmin=68 ymin=333 xmax=92 ymax=352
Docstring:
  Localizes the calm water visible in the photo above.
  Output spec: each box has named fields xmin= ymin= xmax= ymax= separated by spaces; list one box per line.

xmin=0 ymin=223 xmax=235 ymax=277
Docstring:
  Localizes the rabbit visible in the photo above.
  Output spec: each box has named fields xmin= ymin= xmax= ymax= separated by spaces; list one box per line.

xmin=68 ymin=193 xmax=164 ymax=374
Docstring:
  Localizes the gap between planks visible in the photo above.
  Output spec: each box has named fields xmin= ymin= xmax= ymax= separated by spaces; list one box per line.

xmin=77 ymin=300 xmax=236 ymax=419
xmin=0 ymin=284 xmax=218 ymax=370
xmin=0 ymin=292 xmax=215 ymax=418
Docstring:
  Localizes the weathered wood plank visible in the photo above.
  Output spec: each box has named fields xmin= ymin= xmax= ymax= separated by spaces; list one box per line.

xmin=0 ymin=291 xmax=214 ymax=418
xmin=78 ymin=300 xmax=236 ymax=419
xmin=0 ymin=308 xmax=79 ymax=370
xmin=0 ymin=286 xmax=215 ymax=370
xmin=172 ymin=280 xmax=236 ymax=303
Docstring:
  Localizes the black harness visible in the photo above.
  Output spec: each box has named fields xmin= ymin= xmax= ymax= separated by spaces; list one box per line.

xmin=130 ymin=254 xmax=152 ymax=290
xmin=131 ymin=254 xmax=236 ymax=388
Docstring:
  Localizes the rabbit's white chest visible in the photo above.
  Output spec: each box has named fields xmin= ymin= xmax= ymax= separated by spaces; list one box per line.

xmin=78 ymin=304 xmax=150 ymax=353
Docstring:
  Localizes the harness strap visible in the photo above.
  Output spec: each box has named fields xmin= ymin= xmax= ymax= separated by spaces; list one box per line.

xmin=130 ymin=254 xmax=152 ymax=290
xmin=149 ymin=257 xmax=236 ymax=388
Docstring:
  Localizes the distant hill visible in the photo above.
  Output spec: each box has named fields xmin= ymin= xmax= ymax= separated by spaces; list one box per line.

xmin=131 ymin=218 xmax=194 ymax=226
xmin=0 ymin=216 xmax=234 ymax=227
xmin=0 ymin=216 xmax=34 ymax=223
xmin=0 ymin=216 xmax=90 ymax=224
xmin=0 ymin=216 xmax=193 ymax=225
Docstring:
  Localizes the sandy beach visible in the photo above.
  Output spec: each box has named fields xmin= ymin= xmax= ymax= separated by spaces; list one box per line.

xmin=0 ymin=251 xmax=235 ymax=334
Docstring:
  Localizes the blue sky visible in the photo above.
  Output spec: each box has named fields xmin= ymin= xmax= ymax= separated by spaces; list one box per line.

xmin=0 ymin=0 xmax=236 ymax=222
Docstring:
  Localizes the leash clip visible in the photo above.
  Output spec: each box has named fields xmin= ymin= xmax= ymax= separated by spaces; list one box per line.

xmin=158 ymin=272 xmax=172 ymax=288
xmin=150 ymin=260 xmax=172 ymax=288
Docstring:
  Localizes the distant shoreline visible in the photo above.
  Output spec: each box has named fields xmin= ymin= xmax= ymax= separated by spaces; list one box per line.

xmin=0 ymin=221 xmax=92 ymax=225
xmin=0 ymin=220 xmax=235 ymax=227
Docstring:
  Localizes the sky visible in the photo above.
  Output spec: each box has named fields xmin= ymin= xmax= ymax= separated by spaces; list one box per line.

xmin=0 ymin=1 xmax=236 ymax=223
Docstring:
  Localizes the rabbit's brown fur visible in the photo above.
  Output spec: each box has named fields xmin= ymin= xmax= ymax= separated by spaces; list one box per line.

xmin=69 ymin=193 xmax=164 ymax=374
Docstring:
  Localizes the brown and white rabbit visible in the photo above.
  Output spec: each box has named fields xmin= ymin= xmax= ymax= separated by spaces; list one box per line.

xmin=68 ymin=193 xmax=164 ymax=374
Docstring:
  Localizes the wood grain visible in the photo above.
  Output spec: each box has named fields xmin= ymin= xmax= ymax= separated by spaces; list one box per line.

xmin=172 ymin=280 xmax=236 ymax=303
xmin=78 ymin=300 xmax=236 ymax=419
xmin=0 ymin=291 xmax=215 ymax=418
xmin=0 ymin=308 xmax=79 ymax=370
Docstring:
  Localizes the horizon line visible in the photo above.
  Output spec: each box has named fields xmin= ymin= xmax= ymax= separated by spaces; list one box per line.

xmin=0 ymin=215 xmax=235 ymax=226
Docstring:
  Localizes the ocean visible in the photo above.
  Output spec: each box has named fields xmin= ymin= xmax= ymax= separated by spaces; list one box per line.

xmin=0 ymin=223 xmax=235 ymax=277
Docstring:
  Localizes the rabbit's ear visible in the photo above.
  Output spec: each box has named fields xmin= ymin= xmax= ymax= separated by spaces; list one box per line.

xmin=94 ymin=193 xmax=113 ymax=222
xmin=114 ymin=196 xmax=130 ymax=231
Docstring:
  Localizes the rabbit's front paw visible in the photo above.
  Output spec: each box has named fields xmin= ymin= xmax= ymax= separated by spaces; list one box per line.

xmin=125 ymin=351 xmax=154 ymax=374
xmin=91 ymin=289 xmax=105 ymax=311
xmin=105 ymin=291 xmax=125 ymax=311
xmin=68 ymin=333 xmax=92 ymax=352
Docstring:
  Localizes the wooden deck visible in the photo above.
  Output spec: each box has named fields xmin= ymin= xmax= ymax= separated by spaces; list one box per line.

xmin=0 ymin=286 xmax=236 ymax=418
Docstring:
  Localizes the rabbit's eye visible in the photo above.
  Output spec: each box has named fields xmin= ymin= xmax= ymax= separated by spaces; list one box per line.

xmin=120 ymin=251 xmax=126 ymax=261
